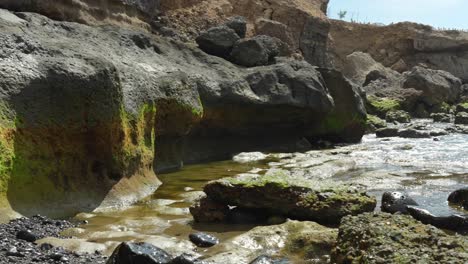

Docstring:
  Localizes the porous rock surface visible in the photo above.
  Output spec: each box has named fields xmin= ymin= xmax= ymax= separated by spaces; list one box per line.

xmin=0 ymin=9 xmax=365 ymax=218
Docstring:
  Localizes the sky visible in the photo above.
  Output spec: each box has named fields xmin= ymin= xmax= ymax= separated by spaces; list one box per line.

xmin=328 ymin=0 xmax=467 ymax=30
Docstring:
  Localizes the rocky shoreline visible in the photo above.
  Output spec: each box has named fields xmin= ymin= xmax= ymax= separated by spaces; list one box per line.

xmin=0 ymin=216 xmax=106 ymax=264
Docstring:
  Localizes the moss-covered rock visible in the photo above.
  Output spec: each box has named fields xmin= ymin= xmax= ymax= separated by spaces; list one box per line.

xmin=202 ymin=173 xmax=376 ymax=225
xmin=456 ymin=102 xmax=468 ymax=113
xmin=366 ymin=96 xmax=401 ymax=117
xmin=366 ymin=115 xmax=386 ymax=132
xmin=332 ymin=213 xmax=468 ymax=263
xmin=385 ymin=110 xmax=411 ymax=123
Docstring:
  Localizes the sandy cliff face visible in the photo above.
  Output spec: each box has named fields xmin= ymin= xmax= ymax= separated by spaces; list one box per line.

xmin=329 ymin=20 xmax=468 ymax=82
xmin=0 ymin=0 xmax=160 ymax=29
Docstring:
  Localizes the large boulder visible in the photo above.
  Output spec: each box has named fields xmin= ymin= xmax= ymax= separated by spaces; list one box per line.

xmin=229 ymin=35 xmax=288 ymax=67
xmin=316 ymin=68 xmax=367 ymax=143
xmin=224 ymin=16 xmax=247 ymax=38
xmin=332 ymin=213 xmax=468 ymax=263
xmin=195 ymin=26 xmax=240 ymax=58
xmin=402 ymin=66 xmax=462 ymax=106
xmin=200 ymin=173 xmax=376 ymax=225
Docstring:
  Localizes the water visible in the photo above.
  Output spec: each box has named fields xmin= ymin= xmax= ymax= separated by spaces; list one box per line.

xmin=63 ymin=120 xmax=467 ymax=257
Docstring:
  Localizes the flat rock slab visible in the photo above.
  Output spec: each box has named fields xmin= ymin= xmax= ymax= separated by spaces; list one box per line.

xmin=332 ymin=213 xmax=468 ymax=263
xmin=202 ymin=173 xmax=376 ymax=225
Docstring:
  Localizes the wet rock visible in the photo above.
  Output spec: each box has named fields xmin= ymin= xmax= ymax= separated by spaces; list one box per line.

xmin=230 ymin=35 xmax=285 ymax=67
xmin=227 ymin=207 xmax=268 ymax=224
xmin=406 ymin=206 xmax=468 ymax=233
xmin=190 ymin=196 xmax=229 ymax=222
xmin=233 ymin=152 xmax=268 ymax=163
xmin=107 ymin=242 xmax=173 ymax=264
xmin=386 ymin=110 xmax=411 ymax=123
xmin=402 ymin=66 xmax=462 ymax=106
xmin=456 ymin=103 xmax=468 ymax=113
xmin=170 ymin=253 xmax=206 ymax=264
xmin=431 ymin=113 xmax=452 ymax=123
xmin=429 ymin=129 xmax=448 ymax=137
xmin=201 ymin=174 xmax=376 ymax=225
xmin=195 ymin=26 xmax=240 ymax=58
xmin=448 ymin=188 xmax=468 ymax=209
xmin=376 ymin=127 xmax=398 ymax=138
xmin=250 ymin=255 xmax=290 ymax=264
xmin=397 ymin=128 xmax=431 ymax=138
xmin=16 ymin=230 xmax=38 ymax=242
xmin=205 ymin=220 xmax=336 ymax=263
xmin=188 ymin=233 xmax=219 ymax=248
xmin=455 ymin=112 xmax=468 ymax=125
xmin=224 ymin=16 xmax=247 ymax=38
xmin=332 ymin=213 xmax=468 ymax=263
xmin=381 ymin=191 xmax=418 ymax=214
xmin=366 ymin=115 xmax=386 ymax=132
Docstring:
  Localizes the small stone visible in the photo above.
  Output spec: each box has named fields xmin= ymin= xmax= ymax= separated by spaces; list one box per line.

xmin=16 ymin=230 xmax=38 ymax=242
xmin=189 ymin=233 xmax=219 ymax=248
xmin=40 ymin=243 xmax=54 ymax=251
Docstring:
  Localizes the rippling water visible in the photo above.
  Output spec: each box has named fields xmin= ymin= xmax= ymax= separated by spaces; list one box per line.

xmin=64 ymin=120 xmax=467 ymax=257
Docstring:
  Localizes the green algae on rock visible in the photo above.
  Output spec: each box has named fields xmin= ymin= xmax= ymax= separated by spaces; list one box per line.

xmin=332 ymin=213 xmax=468 ymax=264
xmin=201 ymin=173 xmax=376 ymax=225
xmin=366 ymin=96 xmax=401 ymax=117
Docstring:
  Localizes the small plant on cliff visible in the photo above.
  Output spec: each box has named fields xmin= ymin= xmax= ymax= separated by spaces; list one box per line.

xmin=338 ymin=10 xmax=347 ymax=20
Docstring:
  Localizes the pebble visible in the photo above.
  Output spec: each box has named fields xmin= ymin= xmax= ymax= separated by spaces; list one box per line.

xmin=189 ymin=233 xmax=219 ymax=248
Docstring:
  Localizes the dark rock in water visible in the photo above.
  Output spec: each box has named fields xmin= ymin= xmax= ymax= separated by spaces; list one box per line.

xmin=107 ymin=242 xmax=173 ymax=264
xmin=224 ymin=16 xmax=247 ymax=38
xmin=376 ymin=127 xmax=398 ymax=138
xmin=170 ymin=253 xmax=206 ymax=264
xmin=196 ymin=26 xmax=240 ymax=58
xmin=456 ymin=103 xmax=468 ymax=113
xmin=230 ymin=35 xmax=286 ymax=67
xmin=431 ymin=113 xmax=452 ymax=123
xmin=386 ymin=110 xmax=411 ymax=123
xmin=16 ymin=230 xmax=38 ymax=242
xmin=429 ymin=130 xmax=448 ymax=137
xmin=190 ymin=196 xmax=229 ymax=222
xmin=250 ymin=255 xmax=291 ymax=264
xmin=448 ymin=188 xmax=468 ymax=209
xmin=455 ymin=112 xmax=468 ymax=125
xmin=397 ymin=129 xmax=431 ymax=138
xmin=227 ymin=207 xmax=268 ymax=224
xmin=406 ymin=206 xmax=468 ymax=233
xmin=381 ymin=191 xmax=418 ymax=214
xmin=189 ymin=233 xmax=219 ymax=248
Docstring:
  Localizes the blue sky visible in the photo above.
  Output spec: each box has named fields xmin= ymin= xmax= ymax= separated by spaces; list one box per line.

xmin=328 ymin=0 xmax=467 ymax=29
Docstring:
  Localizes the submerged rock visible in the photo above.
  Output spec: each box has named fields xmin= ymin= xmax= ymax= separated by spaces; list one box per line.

xmin=381 ymin=191 xmax=418 ymax=214
xmin=200 ymin=173 xmax=376 ymax=225
xmin=107 ymin=242 xmax=173 ymax=264
xmin=249 ymin=255 xmax=290 ymax=264
xmin=332 ymin=213 xmax=468 ymax=263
